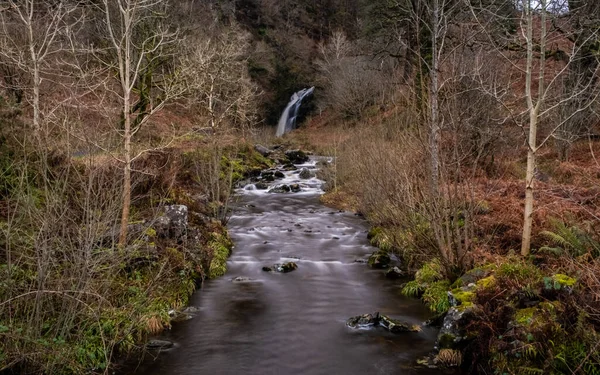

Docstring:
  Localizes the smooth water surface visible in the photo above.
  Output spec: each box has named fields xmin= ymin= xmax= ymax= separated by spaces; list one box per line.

xmin=133 ymin=159 xmax=440 ymax=375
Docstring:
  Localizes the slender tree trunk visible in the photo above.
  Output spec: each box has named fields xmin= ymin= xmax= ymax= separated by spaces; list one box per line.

xmin=521 ymin=0 xmax=546 ymax=256
xmin=430 ymin=0 xmax=440 ymax=191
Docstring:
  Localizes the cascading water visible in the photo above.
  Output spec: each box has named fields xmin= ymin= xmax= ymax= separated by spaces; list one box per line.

xmin=275 ymin=87 xmax=315 ymax=137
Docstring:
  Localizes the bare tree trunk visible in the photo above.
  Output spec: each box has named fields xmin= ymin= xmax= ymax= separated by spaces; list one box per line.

xmin=521 ymin=0 xmax=546 ymax=256
xmin=430 ymin=0 xmax=440 ymax=192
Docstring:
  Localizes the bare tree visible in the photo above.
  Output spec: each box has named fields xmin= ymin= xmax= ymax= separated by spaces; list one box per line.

xmin=180 ymin=22 xmax=260 ymax=133
xmin=466 ymin=0 xmax=600 ymax=255
xmin=95 ymin=0 xmax=183 ymax=246
xmin=0 ymin=0 xmax=81 ymax=137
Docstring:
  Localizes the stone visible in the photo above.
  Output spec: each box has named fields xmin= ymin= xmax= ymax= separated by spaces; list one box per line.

xmin=255 ymin=182 xmax=269 ymax=190
xmin=435 ymin=306 xmax=476 ymax=350
xmin=384 ymin=266 xmax=404 ymax=279
xmin=367 ymin=251 xmax=391 ymax=269
xmin=285 ymin=149 xmax=309 ymax=164
xmin=146 ymin=340 xmax=174 ymax=350
xmin=299 ymin=168 xmax=312 ymax=179
xmin=347 ymin=313 xmax=379 ymax=328
xmin=290 ymin=183 xmax=301 ymax=193
xmin=261 ymin=171 xmax=275 ymax=182
xmin=156 ymin=205 xmax=188 ymax=241
xmin=274 ymin=171 xmax=285 ymax=179
xmin=254 ymin=144 xmax=272 ymax=157
xmin=379 ymin=314 xmax=420 ymax=333
xmin=262 ymin=262 xmax=298 ymax=273
xmin=269 ymin=184 xmax=291 ymax=193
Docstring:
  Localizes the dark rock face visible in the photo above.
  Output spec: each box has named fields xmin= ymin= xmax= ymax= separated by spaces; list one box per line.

xmin=155 ymin=205 xmax=188 ymax=241
xmin=261 ymin=171 xmax=275 ymax=182
xmin=289 ymin=183 xmax=301 ymax=192
xmin=274 ymin=171 xmax=285 ymax=179
xmin=254 ymin=144 xmax=272 ymax=157
xmin=262 ymin=262 xmax=298 ymax=273
xmin=255 ymin=182 xmax=269 ymax=190
xmin=368 ymin=251 xmax=391 ymax=269
xmin=347 ymin=312 xmax=420 ymax=333
xmin=285 ymin=149 xmax=309 ymax=164
xmin=146 ymin=340 xmax=174 ymax=350
xmin=435 ymin=306 xmax=476 ymax=350
xmin=384 ymin=266 xmax=404 ymax=279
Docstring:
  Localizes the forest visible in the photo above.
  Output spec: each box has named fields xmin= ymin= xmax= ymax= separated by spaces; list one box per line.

xmin=1 ymin=0 xmax=600 ymax=373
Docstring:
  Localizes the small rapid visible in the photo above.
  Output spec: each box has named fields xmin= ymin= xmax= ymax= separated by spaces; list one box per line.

xmin=133 ymin=158 xmax=441 ymax=375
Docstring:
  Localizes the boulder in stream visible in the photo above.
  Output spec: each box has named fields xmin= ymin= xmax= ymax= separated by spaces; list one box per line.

xmin=367 ymin=251 xmax=391 ymax=269
xmin=269 ymin=184 xmax=291 ymax=193
xmin=285 ymin=149 xmax=309 ymax=164
xmin=384 ymin=266 xmax=404 ymax=279
xmin=274 ymin=171 xmax=285 ymax=179
xmin=347 ymin=312 xmax=420 ymax=333
xmin=299 ymin=168 xmax=313 ymax=179
xmin=262 ymin=262 xmax=298 ymax=273
xmin=146 ymin=339 xmax=174 ymax=350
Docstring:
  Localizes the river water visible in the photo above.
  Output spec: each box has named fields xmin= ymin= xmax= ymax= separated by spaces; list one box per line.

xmin=133 ymin=158 xmax=441 ymax=375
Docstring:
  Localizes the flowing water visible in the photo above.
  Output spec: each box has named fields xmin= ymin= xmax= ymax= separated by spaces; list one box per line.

xmin=132 ymin=158 xmax=441 ymax=375
xmin=275 ymin=87 xmax=314 ymax=137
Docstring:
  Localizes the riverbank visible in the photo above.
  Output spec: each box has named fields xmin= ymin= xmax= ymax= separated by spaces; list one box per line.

xmin=284 ymin=119 xmax=600 ymax=373
xmin=0 ymin=137 xmax=276 ymax=374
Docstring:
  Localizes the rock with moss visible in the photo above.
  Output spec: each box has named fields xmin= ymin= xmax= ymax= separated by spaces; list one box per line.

xmin=435 ymin=306 xmax=477 ymax=350
xmin=384 ymin=266 xmax=404 ymax=279
xmin=146 ymin=339 xmax=174 ymax=350
xmin=379 ymin=314 xmax=421 ymax=333
xmin=262 ymin=262 xmax=298 ymax=273
xmin=367 ymin=250 xmax=391 ymax=269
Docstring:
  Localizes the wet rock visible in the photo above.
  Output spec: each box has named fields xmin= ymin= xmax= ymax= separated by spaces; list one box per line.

xmin=269 ymin=184 xmax=291 ymax=193
xmin=347 ymin=312 xmax=420 ymax=333
xmin=232 ymin=276 xmax=253 ymax=282
xmin=379 ymin=314 xmax=421 ymax=333
xmin=290 ymin=183 xmax=301 ymax=192
xmin=384 ymin=266 xmax=404 ymax=279
xmin=299 ymin=168 xmax=312 ymax=179
xmin=274 ymin=171 xmax=285 ymax=179
xmin=254 ymin=144 xmax=272 ymax=157
xmin=354 ymin=259 xmax=368 ymax=264
xmin=262 ymin=262 xmax=298 ymax=273
xmin=255 ymin=182 xmax=269 ymax=190
xmin=282 ymin=163 xmax=297 ymax=171
xmin=146 ymin=339 xmax=174 ymax=350
xmin=347 ymin=313 xmax=379 ymax=328
xmin=367 ymin=251 xmax=391 ymax=269
xmin=260 ymin=171 xmax=275 ymax=182
xmin=285 ymin=149 xmax=309 ymax=164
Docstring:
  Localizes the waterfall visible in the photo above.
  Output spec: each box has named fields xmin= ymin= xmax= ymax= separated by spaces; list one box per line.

xmin=275 ymin=87 xmax=314 ymax=137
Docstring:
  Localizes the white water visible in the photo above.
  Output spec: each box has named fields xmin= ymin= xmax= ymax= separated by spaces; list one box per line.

xmin=275 ymin=87 xmax=315 ymax=137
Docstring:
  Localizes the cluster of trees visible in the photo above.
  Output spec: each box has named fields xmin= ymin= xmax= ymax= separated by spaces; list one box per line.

xmin=322 ymin=0 xmax=600 ymax=273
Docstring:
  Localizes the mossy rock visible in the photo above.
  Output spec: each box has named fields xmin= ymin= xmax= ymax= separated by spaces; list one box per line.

xmin=476 ymin=275 xmax=497 ymax=290
xmin=367 ymin=251 xmax=391 ymax=269
xmin=379 ymin=314 xmax=421 ymax=333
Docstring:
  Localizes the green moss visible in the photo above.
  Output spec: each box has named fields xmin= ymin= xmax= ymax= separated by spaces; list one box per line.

xmin=552 ymin=273 xmax=576 ymax=287
xmin=145 ymin=227 xmax=157 ymax=237
xmin=476 ymin=275 xmax=497 ymax=289
xmin=208 ymin=231 xmax=233 ymax=279
xmin=515 ymin=307 xmax=537 ymax=326
xmin=497 ymin=258 xmax=542 ymax=283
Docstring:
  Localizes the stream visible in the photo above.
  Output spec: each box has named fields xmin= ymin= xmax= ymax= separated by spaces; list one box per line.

xmin=133 ymin=157 xmax=441 ymax=375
